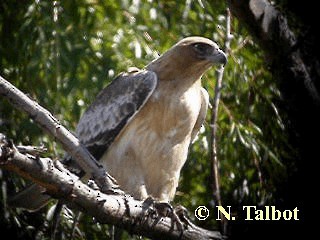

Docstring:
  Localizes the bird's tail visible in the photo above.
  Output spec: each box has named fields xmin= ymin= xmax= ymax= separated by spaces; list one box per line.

xmin=8 ymin=183 xmax=51 ymax=212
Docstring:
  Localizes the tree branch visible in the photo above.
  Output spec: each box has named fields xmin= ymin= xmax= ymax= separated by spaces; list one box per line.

xmin=0 ymin=75 xmax=119 ymax=193
xmin=209 ymin=8 xmax=232 ymax=235
xmin=0 ymin=133 xmax=222 ymax=240
xmin=228 ymin=0 xmax=320 ymax=103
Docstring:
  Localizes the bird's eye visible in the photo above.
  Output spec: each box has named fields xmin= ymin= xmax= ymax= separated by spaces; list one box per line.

xmin=193 ymin=43 xmax=208 ymax=55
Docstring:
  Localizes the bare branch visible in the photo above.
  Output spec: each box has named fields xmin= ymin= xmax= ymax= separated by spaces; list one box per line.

xmin=16 ymin=144 xmax=47 ymax=155
xmin=0 ymin=133 xmax=222 ymax=240
xmin=209 ymin=8 xmax=232 ymax=235
xmin=0 ymin=75 xmax=119 ymax=193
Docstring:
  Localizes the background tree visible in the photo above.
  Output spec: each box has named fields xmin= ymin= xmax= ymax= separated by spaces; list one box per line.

xmin=0 ymin=0 xmax=312 ymax=239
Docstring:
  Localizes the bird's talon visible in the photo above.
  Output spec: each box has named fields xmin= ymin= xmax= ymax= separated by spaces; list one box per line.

xmin=133 ymin=197 xmax=157 ymax=227
xmin=174 ymin=205 xmax=193 ymax=229
xmin=153 ymin=202 xmax=185 ymax=232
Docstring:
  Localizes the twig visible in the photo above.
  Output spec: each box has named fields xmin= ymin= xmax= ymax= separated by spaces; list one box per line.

xmin=0 ymin=133 xmax=222 ymax=240
xmin=50 ymin=202 xmax=64 ymax=240
xmin=210 ymin=8 xmax=232 ymax=235
xmin=69 ymin=211 xmax=82 ymax=240
xmin=16 ymin=144 xmax=47 ymax=154
xmin=0 ymin=75 xmax=120 ymax=194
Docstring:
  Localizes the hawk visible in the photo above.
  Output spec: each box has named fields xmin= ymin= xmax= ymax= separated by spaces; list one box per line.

xmin=10 ymin=36 xmax=227 ymax=210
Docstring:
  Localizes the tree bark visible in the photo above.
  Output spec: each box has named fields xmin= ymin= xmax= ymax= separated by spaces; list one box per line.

xmin=227 ymin=0 xmax=317 ymax=239
xmin=0 ymin=133 xmax=221 ymax=240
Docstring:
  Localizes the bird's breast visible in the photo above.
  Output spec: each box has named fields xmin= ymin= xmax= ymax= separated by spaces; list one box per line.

xmin=147 ymin=80 xmax=202 ymax=139
xmin=111 ymin=79 xmax=202 ymax=157
xmin=101 ymin=79 xmax=203 ymax=200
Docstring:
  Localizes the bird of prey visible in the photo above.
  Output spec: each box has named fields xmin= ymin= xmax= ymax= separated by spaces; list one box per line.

xmin=9 ymin=36 xmax=227 ymax=210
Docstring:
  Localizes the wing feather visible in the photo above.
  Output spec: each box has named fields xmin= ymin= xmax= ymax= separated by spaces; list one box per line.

xmin=76 ymin=70 xmax=157 ymax=159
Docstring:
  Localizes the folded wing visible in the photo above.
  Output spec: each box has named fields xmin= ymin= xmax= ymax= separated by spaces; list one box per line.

xmin=76 ymin=70 xmax=158 ymax=160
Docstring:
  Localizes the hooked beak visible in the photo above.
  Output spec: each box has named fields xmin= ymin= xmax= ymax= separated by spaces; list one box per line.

xmin=207 ymin=48 xmax=227 ymax=66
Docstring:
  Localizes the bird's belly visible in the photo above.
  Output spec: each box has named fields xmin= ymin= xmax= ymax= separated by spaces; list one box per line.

xmin=100 ymin=88 xmax=202 ymax=201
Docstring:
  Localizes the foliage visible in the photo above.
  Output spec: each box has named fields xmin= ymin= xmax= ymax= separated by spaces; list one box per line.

xmin=0 ymin=0 xmax=293 ymax=239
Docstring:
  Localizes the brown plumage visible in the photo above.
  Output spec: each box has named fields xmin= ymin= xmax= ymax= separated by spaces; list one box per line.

xmin=78 ymin=36 xmax=227 ymax=201
xmin=9 ymin=36 xmax=226 ymax=210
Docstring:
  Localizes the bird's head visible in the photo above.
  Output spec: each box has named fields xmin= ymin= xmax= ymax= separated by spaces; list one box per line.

xmin=146 ymin=36 xmax=227 ymax=82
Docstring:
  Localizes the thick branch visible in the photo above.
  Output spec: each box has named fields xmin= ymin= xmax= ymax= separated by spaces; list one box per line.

xmin=228 ymin=0 xmax=320 ymax=103
xmin=0 ymin=75 xmax=118 ymax=193
xmin=0 ymin=133 xmax=222 ymax=240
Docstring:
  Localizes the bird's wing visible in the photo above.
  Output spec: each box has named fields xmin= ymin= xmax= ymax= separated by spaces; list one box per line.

xmin=191 ymin=87 xmax=209 ymax=142
xmin=76 ymin=70 xmax=157 ymax=160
